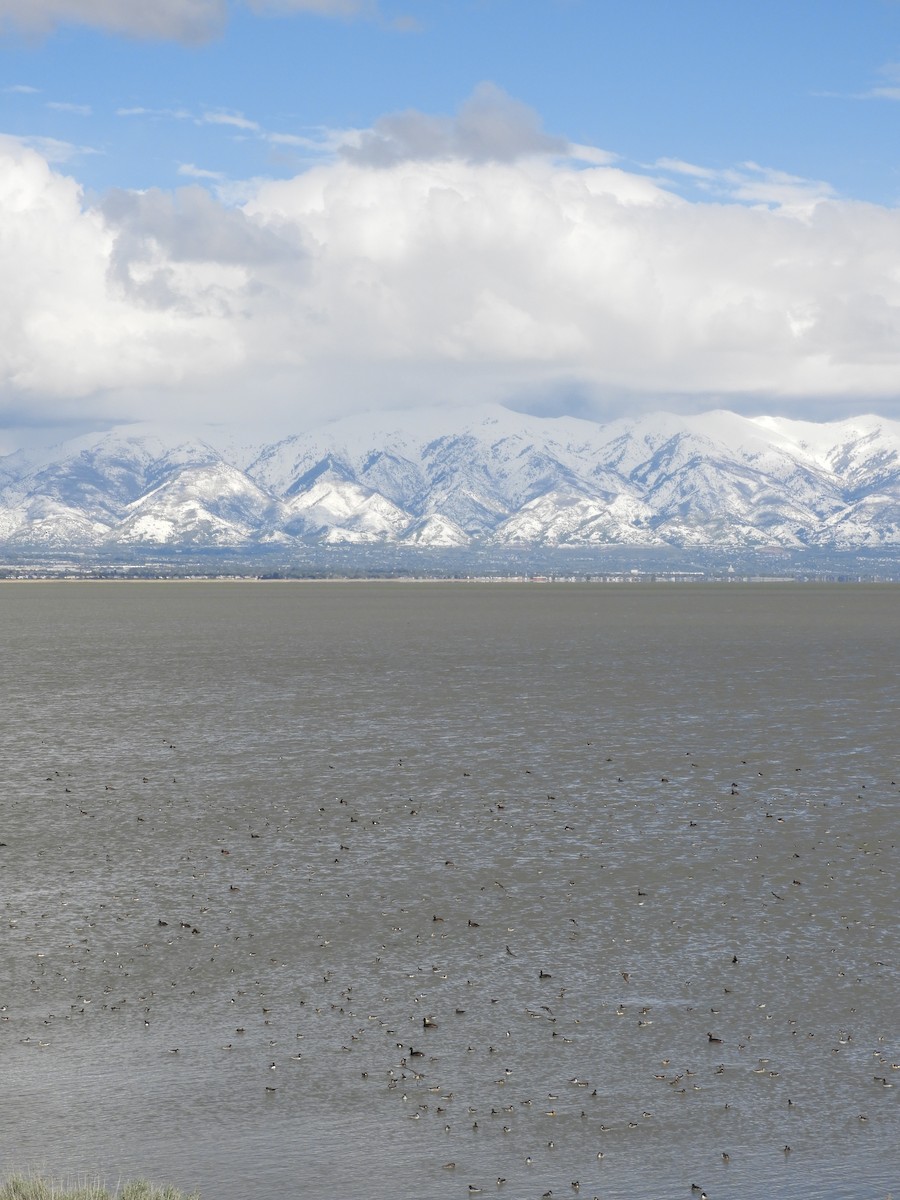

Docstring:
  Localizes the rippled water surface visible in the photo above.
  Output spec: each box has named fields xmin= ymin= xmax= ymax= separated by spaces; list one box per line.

xmin=1 ymin=582 xmax=898 ymax=1200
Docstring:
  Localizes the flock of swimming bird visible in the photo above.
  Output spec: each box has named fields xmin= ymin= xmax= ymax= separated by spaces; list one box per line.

xmin=3 ymin=718 xmax=897 ymax=1200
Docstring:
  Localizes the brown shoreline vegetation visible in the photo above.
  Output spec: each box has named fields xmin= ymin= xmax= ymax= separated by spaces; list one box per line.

xmin=0 ymin=1178 xmax=199 ymax=1200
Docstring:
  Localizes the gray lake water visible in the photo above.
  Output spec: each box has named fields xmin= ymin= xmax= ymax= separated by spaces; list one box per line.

xmin=1 ymin=581 xmax=898 ymax=1200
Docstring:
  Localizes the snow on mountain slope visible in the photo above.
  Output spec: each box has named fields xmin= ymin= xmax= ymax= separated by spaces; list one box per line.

xmin=490 ymin=488 xmax=660 ymax=547
xmin=2 ymin=495 xmax=112 ymax=548
xmin=280 ymin=476 xmax=410 ymax=543
xmin=817 ymin=492 xmax=900 ymax=548
xmin=250 ymin=406 xmax=640 ymax=537
xmin=399 ymin=513 xmax=471 ymax=547
xmin=115 ymin=462 xmax=279 ymax=546
xmin=1 ymin=405 xmax=899 ymax=552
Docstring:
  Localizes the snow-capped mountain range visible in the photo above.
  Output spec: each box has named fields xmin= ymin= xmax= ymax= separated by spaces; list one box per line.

xmin=1 ymin=405 xmax=899 ymax=553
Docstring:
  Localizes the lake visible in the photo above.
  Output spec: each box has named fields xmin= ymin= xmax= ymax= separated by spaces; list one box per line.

xmin=1 ymin=582 xmax=897 ymax=1200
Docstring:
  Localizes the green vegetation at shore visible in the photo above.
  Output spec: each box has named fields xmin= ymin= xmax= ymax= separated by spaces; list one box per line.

xmin=0 ymin=1179 xmax=199 ymax=1200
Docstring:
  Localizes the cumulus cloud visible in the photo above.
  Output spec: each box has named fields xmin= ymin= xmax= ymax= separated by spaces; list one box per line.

xmin=239 ymin=156 xmax=900 ymax=407
xmin=0 ymin=136 xmax=237 ymax=410
xmin=342 ymin=83 xmax=569 ymax=166
xmin=3 ymin=120 xmax=900 ymax=436
xmin=0 ymin=0 xmax=227 ymax=41
xmin=246 ymin=0 xmax=370 ymax=15
xmin=101 ymin=184 xmax=304 ymax=283
xmin=0 ymin=0 xmax=377 ymax=40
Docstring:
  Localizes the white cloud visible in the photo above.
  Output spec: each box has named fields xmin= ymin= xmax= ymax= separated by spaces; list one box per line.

xmin=47 ymin=100 xmax=92 ymax=116
xmin=117 ymin=106 xmax=193 ymax=120
xmin=6 ymin=133 xmax=99 ymax=162
xmin=655 ymin=157 xmax=717 ymax=180
xmin=121 ymin=99 xmax=359 ymax=170
xmin=3 ymin=124 xmax=900 ymax=435
xmin=0 ymin=0 xmax=227 ymax=41
xmin=341 ymin=83 xmax=569 ymax=166
xmin=246 ymin=0 xmax=370 ymax=14
xmin=201 ymin=110 xmax=261 ymax=132
xmin=0 ymin=135 xmax=236 ymax=412
xmin=4 ymin=83 xmax=40 ymax=93
xmin=0 ymin=0 xmax=378 ymax=40
xmin=831 ymin=61 xmax=900 ymax=102
xmin=178 ymin=162 xmax=227 ymax=181
xmin=569 ymin=143 xmax=618 ymax=167
xmin=719 ymin=162 xmax=836 ymax=212
xmin=656 ymin=157 xmax=835 ymax=215
xmin=266 ymin=127 xmax=351 ymax=154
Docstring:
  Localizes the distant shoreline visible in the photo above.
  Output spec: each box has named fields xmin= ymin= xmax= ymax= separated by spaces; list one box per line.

xmin=0 ymin=574 xmax=896 ymax=585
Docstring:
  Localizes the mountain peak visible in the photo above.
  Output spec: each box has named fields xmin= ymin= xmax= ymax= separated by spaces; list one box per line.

xmin=1 ymin=406 xmax=898 ymax=554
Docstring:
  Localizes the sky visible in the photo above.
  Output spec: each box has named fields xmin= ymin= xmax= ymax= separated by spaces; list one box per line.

xmin=2 ymin=0 xmax=900 ymax=447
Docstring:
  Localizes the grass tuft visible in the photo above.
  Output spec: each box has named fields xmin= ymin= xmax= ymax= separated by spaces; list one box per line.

xmin=0 ymin=1178 xmax=199 ymax=1200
